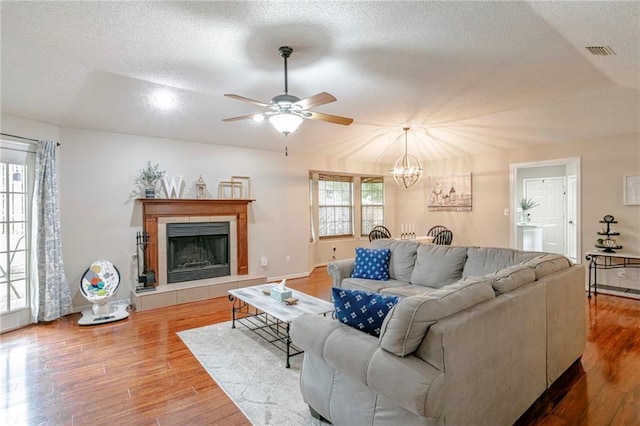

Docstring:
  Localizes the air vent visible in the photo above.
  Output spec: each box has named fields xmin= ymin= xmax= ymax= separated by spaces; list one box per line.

xmin=586 ymin=46 xmax=616 ymax=56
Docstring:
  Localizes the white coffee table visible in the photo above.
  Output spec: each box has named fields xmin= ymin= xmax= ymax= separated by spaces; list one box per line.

xmin=228 ymin=283 xmax=334 ymax=368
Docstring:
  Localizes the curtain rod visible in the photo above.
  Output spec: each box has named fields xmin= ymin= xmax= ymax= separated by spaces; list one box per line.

xmin=0 ymin=132 xmax=60 ymax=146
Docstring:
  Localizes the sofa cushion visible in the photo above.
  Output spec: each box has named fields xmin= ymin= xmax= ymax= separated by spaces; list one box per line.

xmin=351 ymin=247 xmax=391 ymax=281
xmin=332 ymin=287 xmax=399 ymax=337
xmin=521 ymin=254 xmax=572 ymax=279
xmin=462 ymin=247 xmax=540 ymax=277
xmin=371 ymin=239 xmax=419 ymax=282
xmin=341 ymin=277 xmax=407 ymax=294
xmin=485 ymin=265 xmax=536 ymax=295
xmin=380 ymin=285 xmax=441 ymax=298
xmin=409 ymin=245 xmax=468 ymax=288
xmin=379 ymin=277 xmax=495 ymax=356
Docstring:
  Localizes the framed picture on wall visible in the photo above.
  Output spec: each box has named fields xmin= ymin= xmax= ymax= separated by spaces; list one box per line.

xmin=623 ymin=175 xmax=640 ymax=205
xmin=427 ymin=173 xmax=472 ymax=212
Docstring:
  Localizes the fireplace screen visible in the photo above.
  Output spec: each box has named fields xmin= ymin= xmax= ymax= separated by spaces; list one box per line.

xmin=166 ymin=222 xmax=230 ymax=283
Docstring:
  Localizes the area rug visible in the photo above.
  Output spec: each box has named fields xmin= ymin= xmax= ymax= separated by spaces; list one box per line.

xmin=177 ymin=321 xmax=324 ymax=426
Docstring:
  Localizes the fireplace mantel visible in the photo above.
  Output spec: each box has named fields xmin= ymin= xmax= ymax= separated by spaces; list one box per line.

xmin=139 ymin=198 xmax=254 ymax=285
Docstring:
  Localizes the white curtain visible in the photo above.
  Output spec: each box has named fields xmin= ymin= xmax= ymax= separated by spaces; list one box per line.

xmin=30 ymin=140 xmax=72 ymax=322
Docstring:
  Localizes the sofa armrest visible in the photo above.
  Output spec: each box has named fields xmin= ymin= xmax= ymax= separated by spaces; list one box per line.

xmin=327 ymin=259 xmax=355 ymax=287
xmin=292 ymin=314 xmax=382 ymax=385
xmin=292 ymin=313 xmax=445 ymax=420
xmin=291 ymin=313 xmax=343 ymax=362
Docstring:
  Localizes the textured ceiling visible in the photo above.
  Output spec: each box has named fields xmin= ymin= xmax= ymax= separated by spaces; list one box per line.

xmin=1 ymin=1 xmax=638 ymax=163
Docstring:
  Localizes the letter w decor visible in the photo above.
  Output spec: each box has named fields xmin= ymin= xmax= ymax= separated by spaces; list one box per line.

xmin=163 ymin=176 xmax=183 ymax=198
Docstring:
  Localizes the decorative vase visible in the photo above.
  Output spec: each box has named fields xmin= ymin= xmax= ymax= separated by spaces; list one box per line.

xmin=520 ymin=212 xmax=530 ymax=224
xmin=145 ymin=188 xmax=156 ymax=199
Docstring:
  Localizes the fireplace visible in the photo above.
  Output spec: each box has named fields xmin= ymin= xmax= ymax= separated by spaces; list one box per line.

xmin=133 ymin=199 xmax=263 ymax=311
xmin=166 ymin=222 xmax=230 ymax=283
xmin=139 ymin=198 xmax=252 ymax=287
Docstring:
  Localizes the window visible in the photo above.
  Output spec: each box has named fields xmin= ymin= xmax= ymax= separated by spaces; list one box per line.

xmin=310 ymin=172 xmax=385 ymax=240
xmin=361 ymin=177 xmax=384 ymax=235
xmin=318 ymin=174 xmax=353 ymax=238
xmin=1 ymin=161 xmax=30 ymax=313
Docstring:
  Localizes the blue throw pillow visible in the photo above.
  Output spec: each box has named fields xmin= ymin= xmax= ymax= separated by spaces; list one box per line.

xmin=350 ymin=247 xmax=391 ymax=281
xmin=332 ymin=287 xmax=399 ymax=337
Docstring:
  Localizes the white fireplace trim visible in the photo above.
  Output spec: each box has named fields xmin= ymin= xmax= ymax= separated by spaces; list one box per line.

xmin=157 ymin=215 xmax=238 ymax=285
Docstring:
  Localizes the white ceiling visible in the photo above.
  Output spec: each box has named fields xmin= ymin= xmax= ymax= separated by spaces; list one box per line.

xmin=1 ymin=1 xmax=638 ymax=163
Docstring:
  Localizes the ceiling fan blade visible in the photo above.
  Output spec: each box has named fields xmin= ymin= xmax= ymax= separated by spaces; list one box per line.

xmin=294 ymin=92 xmax=336 ymax=110
xmin=306 ymin=111 xmax=353 ymax=126
xmin=224 ymin=94 xmax=270 ymax=108
xmin=222 ymin=113 xmax=262 ymax=122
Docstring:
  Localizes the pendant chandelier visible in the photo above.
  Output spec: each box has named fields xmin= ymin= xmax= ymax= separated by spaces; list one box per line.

xmin=392 ymin=127 xmax=423 ymax=188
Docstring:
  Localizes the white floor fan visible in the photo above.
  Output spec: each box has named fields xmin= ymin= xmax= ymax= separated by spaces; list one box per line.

xmin=78 ymin=260 xmax=129 ymax=325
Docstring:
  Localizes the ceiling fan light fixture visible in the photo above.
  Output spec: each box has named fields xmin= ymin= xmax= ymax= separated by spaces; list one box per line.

xmin=223 ymin=46 xmax=352 ymax=130
xmin=391 ymin=127 xmax=423 ymax=188
xmin=269 ymin=112 xmax=303 ymax=135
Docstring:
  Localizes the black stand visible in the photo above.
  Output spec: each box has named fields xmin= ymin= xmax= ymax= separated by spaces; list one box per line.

xmin=136 ymin=231 xmax=156 ymax=292
xmin=586 ymin=251 xmax=640 ymax=297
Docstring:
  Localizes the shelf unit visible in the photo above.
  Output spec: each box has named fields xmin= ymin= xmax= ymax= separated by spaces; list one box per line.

xmin=594 ymin=215 xmax=622 ymax=253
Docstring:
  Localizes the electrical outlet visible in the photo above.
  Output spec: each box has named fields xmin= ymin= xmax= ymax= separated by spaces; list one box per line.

xmin=260 ymin=256 xmax=268 ymax=267
xmin=286 ymin=255 xmax=291 ymax=263
xmin=618 ymin=270 xmax=626 ymax=278
xmin=504 ymin=208 xmax=510 ymax=216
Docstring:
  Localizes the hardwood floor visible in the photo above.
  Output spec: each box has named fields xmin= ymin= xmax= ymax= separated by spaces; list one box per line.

xmin=1 ymin=268 xmax=639 ymax=425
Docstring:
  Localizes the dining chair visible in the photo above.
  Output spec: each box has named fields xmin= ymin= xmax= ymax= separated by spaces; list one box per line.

xmin=432 ymin=229 xmax=453 ymax=245
xmin=427 ymin=225 xmax=448 ymax=238
xmin=369 ymin=225 xmax=391 ymax=242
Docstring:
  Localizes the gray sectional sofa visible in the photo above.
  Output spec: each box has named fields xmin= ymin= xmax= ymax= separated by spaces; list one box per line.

xmin=290 ymin=240 xmax=586 ymax=426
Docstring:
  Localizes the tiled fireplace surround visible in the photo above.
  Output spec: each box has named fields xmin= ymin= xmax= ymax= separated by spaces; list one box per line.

xmin=131 ymin=199 xmax=266 ymax=311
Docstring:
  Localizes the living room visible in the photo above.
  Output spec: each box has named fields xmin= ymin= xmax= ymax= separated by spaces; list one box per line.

xmin=1 ymin=1 xmax=639 ymax=425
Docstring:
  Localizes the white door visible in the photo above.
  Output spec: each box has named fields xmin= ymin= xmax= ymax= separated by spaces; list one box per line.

xmin=567 ymin=175 xmax=577 ymax=261
xmin=1 ymin=140 xmax=35 ymax=332
xmin=524 ymin=178 xmax=566 ymax=255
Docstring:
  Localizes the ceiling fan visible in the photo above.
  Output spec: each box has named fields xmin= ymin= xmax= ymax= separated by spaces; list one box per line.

xmin=223 ymin=46 xmax=353 ymax=136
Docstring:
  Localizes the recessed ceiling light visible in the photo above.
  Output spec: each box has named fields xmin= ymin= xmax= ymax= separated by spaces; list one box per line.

xmin=150 ymin=90 xmax=176 ymax=110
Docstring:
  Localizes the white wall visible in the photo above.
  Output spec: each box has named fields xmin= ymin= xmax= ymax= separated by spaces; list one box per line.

xmin=1 ymin=114 xmax=381 ymax=308
xmin=392 ymin=132 xmax=640 ymax=267
xmin=391 ymin=151 xmax=512 ymax=247
xmin=3 ymin=112 xmax=638 ymax=308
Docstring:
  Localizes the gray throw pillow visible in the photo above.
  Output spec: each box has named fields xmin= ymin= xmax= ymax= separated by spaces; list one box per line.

xmin=485 ymin=264 xmax=536 ymax=295
xmin=371 ymin=239 xmax=419 ymax=282
xmin=410 ymin=245 xmax=467 ymax=288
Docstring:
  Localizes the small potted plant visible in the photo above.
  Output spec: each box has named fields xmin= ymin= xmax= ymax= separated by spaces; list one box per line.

xmin=519 ymin=198 xmax=539 ymax=223
xmin=134 ymin=161 xmax=166 ymax=198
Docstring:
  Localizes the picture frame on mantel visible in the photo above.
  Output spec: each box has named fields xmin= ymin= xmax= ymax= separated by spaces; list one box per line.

xmin=231 ymin=176 xmax=252 ymax=199
xmin=623 ymin=175 xmax=640 ymax=205
xmin=218 ymin=180 xmax=243 ymax=199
